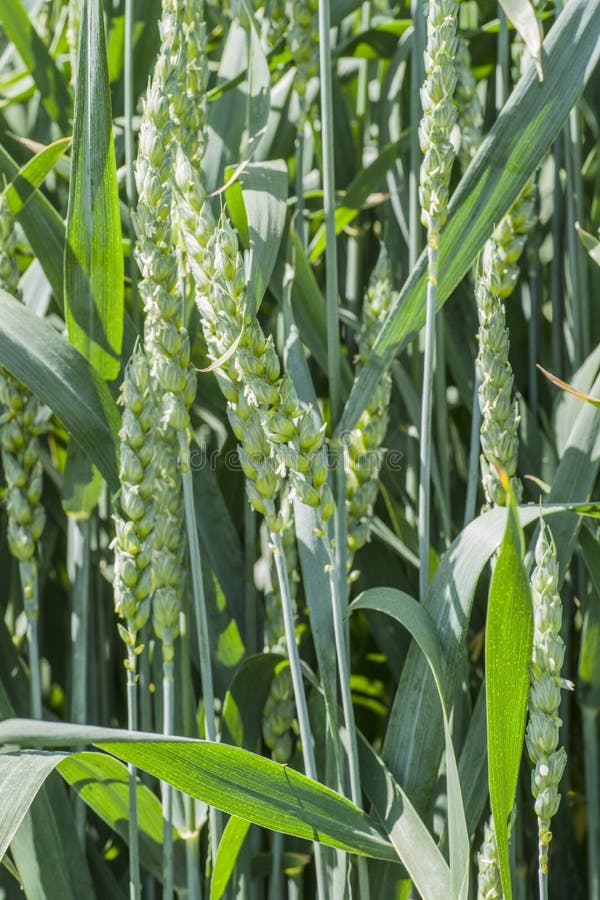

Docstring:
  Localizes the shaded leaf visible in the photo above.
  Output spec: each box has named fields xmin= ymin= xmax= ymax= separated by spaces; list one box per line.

xmin=352 ymin=589 xmax=469 ymax=899
xmin=59 ymin=752 xmax=187 ymax=888
xmin=338 ymin=0 xmax=600 ymax=436
xmin=210 ymin=816 xmax=251 ymax=900
xmin=0 ymin=0 xmax=71 ymax=129
xmin=0 ymin=291 xmax=120 ymax=490
xmin=0 ymin=721 xmax=398 ymax=862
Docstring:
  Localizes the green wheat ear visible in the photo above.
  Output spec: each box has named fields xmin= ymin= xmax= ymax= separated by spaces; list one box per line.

xmin=112 ymin=347 xmax=156 ymax=675
xmin=476 ymin=816 xmax=503 ymax=900
xmin=345 ymin=246 xmax=393 ymax=575
xmin=526 ymin=519 xmax=573 ymax=875
xmin=0 ymin=196 xmax=46 ymax=638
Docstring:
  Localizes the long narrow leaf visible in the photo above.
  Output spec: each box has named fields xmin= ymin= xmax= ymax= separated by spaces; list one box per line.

xmin=0 ymin=721 xmax=398 ymax=862
xmin=352 ymin=589 xmax=469 ymax=899
xmin=485 ymin=480 xmax=533 ymax=899
xmin=338 ymin=0 xmax=600 ymax=436
xmin=0 ymin=291 xmax=120 ymax=489
xmin=1 ymin=137 xmax=71 ymax=217
xmin=64 ymin=0 xmax=124 ymax=380
xmin=0 ymin=143 xmax=66 ymax=301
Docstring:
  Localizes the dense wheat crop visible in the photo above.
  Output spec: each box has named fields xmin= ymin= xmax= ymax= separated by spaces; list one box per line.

xmin=0 ymin=1 xmax=599 ymax=898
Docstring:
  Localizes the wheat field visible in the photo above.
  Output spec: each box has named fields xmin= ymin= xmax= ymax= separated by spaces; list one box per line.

xmin=0 ymin=1 xmax=598 ymax=898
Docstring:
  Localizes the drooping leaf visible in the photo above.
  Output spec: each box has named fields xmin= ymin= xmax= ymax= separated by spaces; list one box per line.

xmin=0 ymin=721 xmax=398 ymax=862
xmin=0 ymin=0 xmax=71 ymax=130
xmin=357 ymin=733 xmax=450 ymax=900
xmin=498 ymin=0 xmax=543 ymax=80
xmin=485 ymin=478 xmax=533 ymax=899
xmin=352 ymin=589 xmax=469 ymax=899
xmin=575 ymin=221 xmax=600 ymax=267
xmin=0 ymin=751 xmax=67 ymax=863
xmin=1 ymin=137 xmax=71 ymax=217
xmin=338 ymin=0 xmax=600 ymax=437
xmin=0 ymin=291 xmax=120 ymax=490
xmin=64 ymin=0 xmax=124 ymax=380
xmin=59 ymin=752 xmax=187 ymax=888
xmin=538 ymin=363 xmax=600 ymax=409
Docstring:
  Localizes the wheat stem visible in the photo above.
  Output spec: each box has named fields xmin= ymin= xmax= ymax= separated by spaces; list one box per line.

xmin=418 ymin=234 xmax=439 ymax=601
xmin=271 ymin=526 xmax=327 ymax=900
xmin=126 ymin=652 xmax=141 ymax=900
xmin=318 ymin=0 xmax=341 ymax=424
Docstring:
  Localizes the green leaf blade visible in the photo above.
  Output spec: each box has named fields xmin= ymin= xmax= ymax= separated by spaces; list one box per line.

xmin=338 ymin=0 xmax=600 ymax=436
xmin=64 ymin=0 xmax=124 ymax=381
xmin=485 ymin=491 xmax=533 ymax=899
xmin=0 ymin=291 xmax=120 ymax=490
xmin=0 ymin=0 xmax=71 ymax=129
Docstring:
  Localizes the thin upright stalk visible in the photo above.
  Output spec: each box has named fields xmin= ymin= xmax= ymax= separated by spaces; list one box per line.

xmin=180 ymin=610 xmax=201 ymax=900
xmin=526 ymin=240 xmax=540 ymax=420
xmin=434 ymin=313 xmax=450 ymax=542
xmin=244 ymin=502 xmax=258 ymax=655
xmin=69 ymin=517 xmax=90 ymax=728
xmin=295 ymin=121 xmax=307 ymax=250
xmin=324 ymin=544 xmax=370 ymax=899
xmin=124 ymin=0 xmax=138 ymax=323
xmin=463 ymin=370 xmax=481 ymax=527
xmin=495 ymin=7 xmax=509 ymax=112
xmin=583 ymin=709 xmax=600 ymax=900
xmin=68 ymin=516 xmax=91 ymax=842
xmin=318 ymin=0 xmax=341 ymax=424
xmin=184 ymin=803 xmax=202 ymax=900
xmin=162 ymin=661 xmax=175 ymax=900
xmin=26 ymin=603 xmax=42 ymax=719
xmin=563 ymin=108 xmax=584 ymax=369
xmin=409 ymin=0 xmax=425 ymax=271
xmin=126 ymin=655 xmax=142 ymax=900
xmin=271 ymin=528 xmax=327 ymax=900
xmin=268 ymin=831 xmax=284 ymax=900
xmin=418 ymin=233 xmax=438 ymax=601
xmin=550 ymin=136 xmax=564 ymax=377
xmin=180 ymin=432 xmax=221 ymax=863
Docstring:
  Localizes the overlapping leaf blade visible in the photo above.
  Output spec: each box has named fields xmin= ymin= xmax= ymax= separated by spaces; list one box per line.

xmin=485 ymin=487 xmax=533 ymax=899
xmin=0 ymin=291 xmax=120 ymax=489
xmin=338 ymin=0 xmax=600 ymax=436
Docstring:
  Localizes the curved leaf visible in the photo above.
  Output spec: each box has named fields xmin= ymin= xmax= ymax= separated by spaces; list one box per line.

xmin=352 ymin=589 xmax=469 ymax=900
xmin=0 ymin=751 xmax=68 ymax=862
xmin=378 ymin=369 xmax=600 ymax=849
xmin=210 ymin=816 xmax=251 ymax=900
xmin=0 ymin=291 xmax=120 ymax=490
xmin=59 ymin=751 xmax=187 ymax=888
xmin=0 ymin=720 xmax=398 ymax=863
